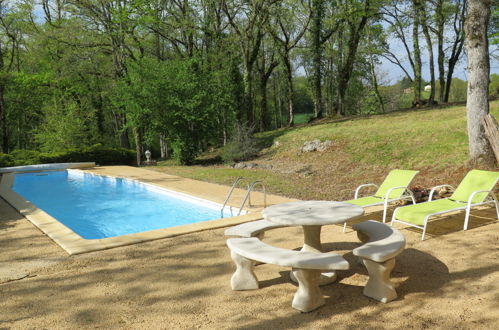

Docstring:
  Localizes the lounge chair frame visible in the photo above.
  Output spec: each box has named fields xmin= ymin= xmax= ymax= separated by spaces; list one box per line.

xmin=391 ymin=182 xmax=499 ymax=240
xmin=343 ymin=184 xmax=416 ymax=232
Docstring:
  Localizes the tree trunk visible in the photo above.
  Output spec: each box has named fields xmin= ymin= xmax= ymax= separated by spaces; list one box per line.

xmin=366 ymin=29 xmax=384 ymax=113
xmin=284 ymin=57 xmax=294 ymax=127
xmin=369 ymin=52 xmax=385 ymax=113
xmin=256 ymin=46 xmax=277 ymax=132
xmin=159 ymin=132 xmax=168 ymax=159
xmin=273 ymin=74 xmax=285 ymax=128
xmin=259 ymin=74 xmax=269 ymax=131
xmin=436 ymin=0 xmax=446 ymax=103
xmin=116 ymin=113 xmax=130 ymax=149
xmin=0 ymin=83 xmax=7 ymax=153
xmin=418 ymin=0 xmax=435 ymax=104
xmin=311 ymin=0 xmax=323 ymax=119
xmin=326 ymin=50 xmax=334 ymax=116
xmin=465 ymin=0 xmax=494 ymax=166
xmin=133 ymin=127 xmax=142 ymax=166
xmin=272 ymin=76 xmax=279 ymax=129
xmin=243 ymin=64 xmax=254 ymax=126
xmin=335 ymin=2 xmax=370 ymax=116
xmin=336 ymin=80 xmax=347 ymax=116
xmin=444 ymin=55 xmax=462 ymax=102
xmin=412 ymin=1 xmax=422 ymax=106
xmin=334 ymin=36 xmax=343 ymax=116
xmin=444 ymin=1 xmax=467 ymax=103
xmin=0 ymin=40 xmax=8 ymax=153
xmin=222 ymin=106 xmax=228 ymax=145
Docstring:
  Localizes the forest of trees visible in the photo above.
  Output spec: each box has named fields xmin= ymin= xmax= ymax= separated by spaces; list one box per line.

xmin=0 ymin=0 xmax=497 ymax=164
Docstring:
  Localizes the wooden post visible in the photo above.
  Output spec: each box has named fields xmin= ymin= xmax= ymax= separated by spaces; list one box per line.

xmin=482 ymin=114 xmax=499 ymax=164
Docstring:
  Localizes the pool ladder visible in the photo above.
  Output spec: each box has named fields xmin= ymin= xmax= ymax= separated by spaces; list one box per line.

xmin=220 ymin=177 xmax=267 ymax=217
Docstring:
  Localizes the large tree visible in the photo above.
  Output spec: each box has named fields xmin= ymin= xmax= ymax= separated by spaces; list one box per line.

xmin=223 ymin=0 xmax=277 ymax=126
xmin=382 ymin=0 xmax=467 ymax=106
xmin=310 ymin=0 xmax=325 ymax=119
xmin=465 ymin=0 xmax=495 ymax=165
xmin=417 ymin=0 xmax=435 ymax=104
xmin=335 ymin=0 xmax=375 ymax=116
xmin=270 ymin=0 xmax=310 ymax=126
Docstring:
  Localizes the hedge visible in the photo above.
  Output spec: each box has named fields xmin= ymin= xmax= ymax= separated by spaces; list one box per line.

xmin=1 ymin=145 xmax=135 ymax=167
xmin=0 ymin=153 xmax=15 ymax=167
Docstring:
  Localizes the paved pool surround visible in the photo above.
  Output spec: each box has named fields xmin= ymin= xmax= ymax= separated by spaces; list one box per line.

xmin=0 ymin=165 xmax=296 ymax=255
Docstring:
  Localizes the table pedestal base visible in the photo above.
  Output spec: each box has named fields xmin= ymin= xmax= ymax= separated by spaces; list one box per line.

xmin=290 ymin=268 xmax=337 ymax=286
xmin=289 ymin=225 xmax=338 ymax=286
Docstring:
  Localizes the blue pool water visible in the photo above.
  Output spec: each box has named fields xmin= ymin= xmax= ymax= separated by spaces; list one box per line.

xmin=12 ymin=170 xmax=231 ymax=239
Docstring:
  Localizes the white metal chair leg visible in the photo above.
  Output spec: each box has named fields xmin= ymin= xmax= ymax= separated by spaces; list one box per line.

xmin=409 ymin=190 xmax=416 ymax=204
xmin=463 ymin=204 xmax=472 ymax=231
xmin=463 ymin=190 xmax=498 ymax=230
xmin=390 ymin=212 xmax=396 ymax=226
xmin=382 ymin=199 xmax=389 ymax=223
xmin=421 ymin=220 xmax=428 ymax=240
xmin=343 ymin=222 xmax=347 ymax=233
xmin=492 ymin=194 xmax=499 ymax=219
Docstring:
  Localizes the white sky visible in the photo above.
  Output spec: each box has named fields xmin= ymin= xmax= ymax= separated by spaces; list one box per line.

xmin=378 ymin=45 xmax=499 ymax=85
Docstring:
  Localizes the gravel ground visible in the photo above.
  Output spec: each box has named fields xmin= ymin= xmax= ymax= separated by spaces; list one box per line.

xmin=1 ymin=193 xmax=498 ymax=329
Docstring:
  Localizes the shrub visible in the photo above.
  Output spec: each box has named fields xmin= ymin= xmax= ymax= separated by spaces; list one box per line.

xmin=0 ymin=153 xmax=15 ymax=167
xmin=39 ymin=145 xmax=135 ymax=165
xmin=9 ymin=145 xmax=135 ymax=166
xmin=81 ymin=145 xmax=136 ymax=165
xmin=221 ymin=124 xmax=258 ymax=163
xmin=9 ymin=149 xmax=42 ymax=165
xmin=171 ymin=139 xmax=197 ymax=165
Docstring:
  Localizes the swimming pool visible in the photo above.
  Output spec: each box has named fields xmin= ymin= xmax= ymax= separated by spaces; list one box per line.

xmin=11 ymin=170 xmax=234 ymax=239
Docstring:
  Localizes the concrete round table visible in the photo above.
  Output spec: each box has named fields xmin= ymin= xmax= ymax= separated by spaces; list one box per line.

xmin=263 ymin=201 xmax=364 ymax=285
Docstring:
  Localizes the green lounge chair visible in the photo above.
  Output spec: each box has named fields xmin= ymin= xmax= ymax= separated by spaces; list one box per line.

xmin=391 ymin=169 xmax=499 ymax=240
xmin=344 ymin=169 xmax=419 ymax=231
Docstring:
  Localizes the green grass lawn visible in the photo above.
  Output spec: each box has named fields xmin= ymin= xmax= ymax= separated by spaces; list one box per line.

xmin=154 ymin=101 xmax=499 ymax=201
xmin=259 ymin=101 xmax=498 ymax=168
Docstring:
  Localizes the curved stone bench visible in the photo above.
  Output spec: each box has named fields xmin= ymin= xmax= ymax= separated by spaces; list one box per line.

xmin=352 ymin=220 xmax=406 ymax=303
xmin=224 ymin=219 xmax=286 ymax=238
xmin=227 ymin=237 xmax=349 ymax=312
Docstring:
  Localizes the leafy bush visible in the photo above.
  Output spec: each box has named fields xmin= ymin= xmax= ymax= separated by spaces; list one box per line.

xmin=39 ymin=145 xmax=135 ymax=165
xmin=9 ymin=149 xmax=42 ymax=165
xmin=221 ymin=125 xmax=258 ymax=163
xmin=171 ymin=139 xmax=197 ymax=165
xmin=80 ymin=145 xmax=136 ymax=165
xmin=0 ymin=153 xmax=15 ymax=167
xmin=8 ymin=145 xmax=135 ymax=166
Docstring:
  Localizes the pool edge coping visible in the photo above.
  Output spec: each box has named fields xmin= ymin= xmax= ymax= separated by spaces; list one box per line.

xmin=0 ymin=168 xmax=265 ymax=255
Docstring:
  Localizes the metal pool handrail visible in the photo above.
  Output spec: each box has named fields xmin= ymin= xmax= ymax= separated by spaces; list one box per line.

xmin=221 ymin=177 xmax=249 ymax=217
xmin=237 ymin=181 xmax=267 ymax=216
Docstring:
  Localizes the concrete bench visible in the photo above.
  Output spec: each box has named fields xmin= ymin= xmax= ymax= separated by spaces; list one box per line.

xmin=224 ymin=219 xmax=286 ymax=238
xmin=227 ymin=237 xmax=349 ymax=312
xmin=352 ymin=220 xmax=406 ymax=303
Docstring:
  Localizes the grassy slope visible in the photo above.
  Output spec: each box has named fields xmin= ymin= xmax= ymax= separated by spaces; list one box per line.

xmin=153 ymin=101 xmax=499 ymax=201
